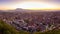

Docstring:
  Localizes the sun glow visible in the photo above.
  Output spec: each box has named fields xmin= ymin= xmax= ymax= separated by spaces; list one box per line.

xmin=15 ymin=2 xmax=59 ymax=10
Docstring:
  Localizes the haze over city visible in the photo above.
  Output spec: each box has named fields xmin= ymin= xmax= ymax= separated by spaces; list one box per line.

xmin=0 ymin=0 xmax=60 ymax=34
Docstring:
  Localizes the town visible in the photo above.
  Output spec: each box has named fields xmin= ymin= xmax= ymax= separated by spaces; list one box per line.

xmin=0 ymin=10 xmax=60 ymax=33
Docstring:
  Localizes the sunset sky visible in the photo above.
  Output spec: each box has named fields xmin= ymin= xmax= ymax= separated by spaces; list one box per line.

xmin=0 ymin=0 xmax=60 ymax=10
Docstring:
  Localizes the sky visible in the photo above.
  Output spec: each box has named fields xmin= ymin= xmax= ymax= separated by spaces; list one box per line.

xmin=0 ymin=0 xmax=60 ymax=10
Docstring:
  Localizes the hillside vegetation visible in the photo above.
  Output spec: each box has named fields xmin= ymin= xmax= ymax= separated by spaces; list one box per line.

xmin=0 ymin=20 xmax=60 ymax=34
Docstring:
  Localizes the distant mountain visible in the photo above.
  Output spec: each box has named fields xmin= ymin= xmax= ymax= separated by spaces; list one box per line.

xmin=8 ymin=8 xmax=60 ymax=12
xmin=0 ymin=8 xmax=60 ymax=12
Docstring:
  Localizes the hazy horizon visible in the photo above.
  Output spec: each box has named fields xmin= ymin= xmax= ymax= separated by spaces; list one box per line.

xmin=0 ymin=0 xmax=60 ymax=10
